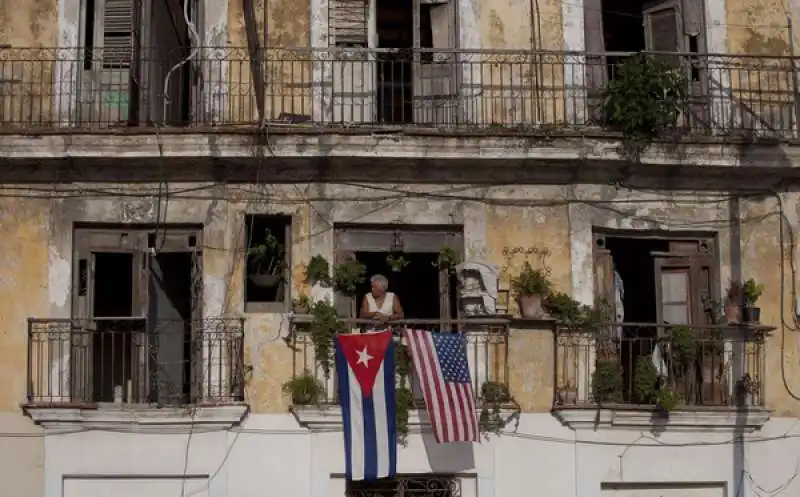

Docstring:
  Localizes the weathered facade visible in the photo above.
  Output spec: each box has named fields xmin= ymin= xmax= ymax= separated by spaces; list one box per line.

xmin=3 ymin=0 xmax=800 ymax=496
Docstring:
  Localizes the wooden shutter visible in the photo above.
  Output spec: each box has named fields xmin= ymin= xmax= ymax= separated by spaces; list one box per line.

xmin=643 ymin=1 xmax=682 ymax=52
xmin=330 ymin=0 xmax=369 ymax=47
xmin=101 ymin=0 xmax=134 ymax=68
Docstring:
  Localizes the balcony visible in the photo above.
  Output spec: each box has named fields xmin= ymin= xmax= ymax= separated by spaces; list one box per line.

xmin=286 ymin=317 xmax=512 ymax=430
xmin=0 ymin=46 xmax=795 ymax=137
xmin=553 ymin=322 xmax=772 ymax=431
xmin=26 ymin=317 xmax=245 ymax=407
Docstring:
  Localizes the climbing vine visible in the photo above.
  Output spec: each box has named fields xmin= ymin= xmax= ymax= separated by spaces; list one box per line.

xmin=395 ymin=342 xmax=413 ymax=445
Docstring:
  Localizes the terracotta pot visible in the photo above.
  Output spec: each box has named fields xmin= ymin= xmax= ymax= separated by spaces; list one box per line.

xmin=519 ymin=293 xmax=544 ymax=318
xmin=724 ymin=302 xmax=740 ymax=323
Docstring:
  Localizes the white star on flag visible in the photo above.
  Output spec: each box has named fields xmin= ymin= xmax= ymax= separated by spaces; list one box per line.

xmin=356 ymin=346 xmax=373 ymax=367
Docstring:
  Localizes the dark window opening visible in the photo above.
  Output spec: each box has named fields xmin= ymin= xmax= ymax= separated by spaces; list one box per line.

xmin=376 ymin=0 xmax=414 ymax=124
xmin=354 ymin=251 xmax=458 ymax=322
xmin=601 ymin=0 xmax=646 ymax=79
xmin=245 ymin=214 xmax=291 ymax=309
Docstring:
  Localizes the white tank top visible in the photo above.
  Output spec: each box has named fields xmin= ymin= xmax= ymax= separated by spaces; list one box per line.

xmin=367 ymin=292 xmax=395 ymax=316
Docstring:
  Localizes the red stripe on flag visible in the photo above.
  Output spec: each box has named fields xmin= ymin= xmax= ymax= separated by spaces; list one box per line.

xmin=403 ymin=329 xmax=480 ymax=443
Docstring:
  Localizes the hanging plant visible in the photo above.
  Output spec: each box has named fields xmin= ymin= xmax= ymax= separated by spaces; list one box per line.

xmin=602 ymin=53 xmax=688 ymax=157
xmin=478 ymin=380 xmax=514 ymax=434
xmin=435 ymin=247 xmax=460 ymax=274
xmin=395 ymin=342 xmax=413 ymax=445
xmin=333 ymin=259 xmax=367 ymax=295
xmin=386 ymin=254 xmax=410 ymax=272
xmin=306 ymin=255 xmax=332 ymax=287
xmin=309 ymin=300 xmax=341 ymax=377
xmin=656 ymin=384 xmax=681 ymax=414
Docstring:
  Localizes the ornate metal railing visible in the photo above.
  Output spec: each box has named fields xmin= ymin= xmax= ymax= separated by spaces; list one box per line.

xmin=27 ymin=317 xmax=245 ymax=406
xmin=288 ymin=317 xmax=509 ymax=406
xmin=346 ymin=475 xmax=460 ymax=497
xmin=555 ymin=322 xmax=769 ymax=409
xmin=0 ymin=46 xmax=795 ymax=135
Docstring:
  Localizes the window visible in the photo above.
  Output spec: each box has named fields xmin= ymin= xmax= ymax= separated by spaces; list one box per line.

xmin=329 ymin=0 xmax=369 ymax=47
xmin=83 ymin=0 xmax=135 ymax=70
xmin=245 ymin=214 xmax=292 ymax=312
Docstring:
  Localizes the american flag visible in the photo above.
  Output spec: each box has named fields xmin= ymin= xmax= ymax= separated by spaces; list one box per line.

xmin=403 ymin=329 xmax=480 ymax=443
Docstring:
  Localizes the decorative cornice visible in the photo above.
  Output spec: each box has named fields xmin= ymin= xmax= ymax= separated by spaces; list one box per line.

xmin=23 ymin=404 xmax=250 ymax=432
xmin=552 ymin=406 xmax=771 ymax=433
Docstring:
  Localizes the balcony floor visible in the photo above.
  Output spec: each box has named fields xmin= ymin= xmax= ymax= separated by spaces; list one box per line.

xmin=1 ymin=127 xmax=799 ymax=188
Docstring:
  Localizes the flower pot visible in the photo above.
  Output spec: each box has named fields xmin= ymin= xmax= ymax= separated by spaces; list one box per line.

xmin=293 ymin=303 xmax=310 ymax=314
xmin=742 ymin=306 xmax=761 ymax=323
xmin=518 ymin=293 xmax=544 ymax=318
xmin=292 ymin=392 xmax=314 ymax=405
xmin=724 ymin=302 xmax=740 ymax=323
xmin=249 ymin=273 xmax=280 ymax=288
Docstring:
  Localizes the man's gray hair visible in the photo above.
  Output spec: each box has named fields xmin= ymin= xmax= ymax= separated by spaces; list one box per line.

xmin=370 ymin=274 xmax=389 ymax=290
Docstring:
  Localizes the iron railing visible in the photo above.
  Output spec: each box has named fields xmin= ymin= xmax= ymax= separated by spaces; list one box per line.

xmin=289 ymin=317 xmax=509 ymax=406
xmin=0 ymin=46 xmax=796 ymax=135
xmin=346 ymin=475 xmax=460 ymax=497
xmin=27 ymin=317 xmax=245 ymax=406
xmin=555 ymin=322 xmax=768 ymax=409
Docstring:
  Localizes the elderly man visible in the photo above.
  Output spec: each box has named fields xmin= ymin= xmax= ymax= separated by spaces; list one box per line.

xmin=360 ymin=274 xmax=404 ymax=324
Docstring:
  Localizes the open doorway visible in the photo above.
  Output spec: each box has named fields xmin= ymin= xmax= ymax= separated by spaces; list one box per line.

xmin=355 ymin=252 xmax=455 ymax=320
xmin=376 ymin=0 xmax=414 ymax=124
xmin=74 ymin=227 xmax=200 ymax=405
xmin=148 ymin=252 xmax=194 ymax=405
xmin=81 ymin=0 xmax=197 ymax=125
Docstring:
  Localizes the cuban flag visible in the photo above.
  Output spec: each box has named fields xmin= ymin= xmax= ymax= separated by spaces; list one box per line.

xmin=335 ymin=330 xmax=397 ymax=481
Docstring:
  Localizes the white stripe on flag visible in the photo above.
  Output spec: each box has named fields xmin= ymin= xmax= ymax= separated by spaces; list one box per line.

xmin=372 ymin=360 xmax=391 ymax=478
xmin=346 ymin=365 xmax=365 ymax=481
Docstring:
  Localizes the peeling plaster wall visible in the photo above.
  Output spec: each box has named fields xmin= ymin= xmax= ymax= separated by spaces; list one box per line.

xmin=0 ymin=183 xmax=792 ymax=418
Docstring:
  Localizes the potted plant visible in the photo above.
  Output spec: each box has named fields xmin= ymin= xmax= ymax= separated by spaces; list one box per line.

xmin=479 ymin=380 xmax=513 ymax=433
xmin=724 ymin=280 xmax=742 ymax=323
xmin=742 ymin=278 xmax=764 ymax=323
xmin=557 ymin=381 xmax=578 ymax=405
xmin=306 ymin=255 xmax=332 ymax=287
xmin=510 ymin=262 xmax=551 ymax=318
xmin=435 ymin=247 xmax=460 ymax=274
xmin=292 ymin=294 xmax=311 ymax=314
xmin=386 ymin=254 xmax=410 ymax=272
xmin=282 ymin=370 xmax=325 ymax=405
xmin=247 ymin=229 xmax=286 ymax=288
xmin=333 ymin=259 xmax=367 ymax=295
xmin=656 ymin=384 xmax=681 ymax=415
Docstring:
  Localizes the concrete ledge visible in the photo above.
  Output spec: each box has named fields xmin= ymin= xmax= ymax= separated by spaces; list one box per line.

xmin=290 ymin=405 xmax=517 ymax=431
xmin=23 ymin=404 xmax=250 ymax=432
xmin=552 ymin=406 xmax=771 ymax=433
xmin=0 ymin=131 xmax=797 ymax=169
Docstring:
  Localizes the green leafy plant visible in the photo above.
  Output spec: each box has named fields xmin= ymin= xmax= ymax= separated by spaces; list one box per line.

xmin=309 ymin=300 xmax=341 ymax=376
xmin=282 ymin=370 xmax=326 ymax=405
xmin=394 ymin=342 xmax=413 ymax=445
xmin=386 ymin=254 xmax=410 ymax=272
xmin=479 ymin=381 xmax=513 ymax=434
xmin=656 ymin=384 xmax=681 ymax=413
xmin=603 ymin=54 xmax=688 ymax=145
xmin=395 ymin=385 xmax=414 ymax=445
xmin=543 ymin=293 xmax=611 ymax=329
xmin=632 ymin=355 xmax=659 ymax=404
xmin=306 ymin=255 xmax=332 ymax=287
xmin=333 ymin=259 xmax=367 ymax=295
xmin=292 ymin=294 xmax=312 ymax=314
xmin=510 ymin=262 xmax=551 ymax=297
xmin=743 ymin=278 xmax=764 ymax=306
xmin=667 ymin=326 xmax=698 ymax=373
xmin=435 ymin=247 xmax=460 ymax=273
xmin=591 ymin=360 xmax=623 ymax=403
xmin=247 ymin=229 xmax=286 ymax=280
